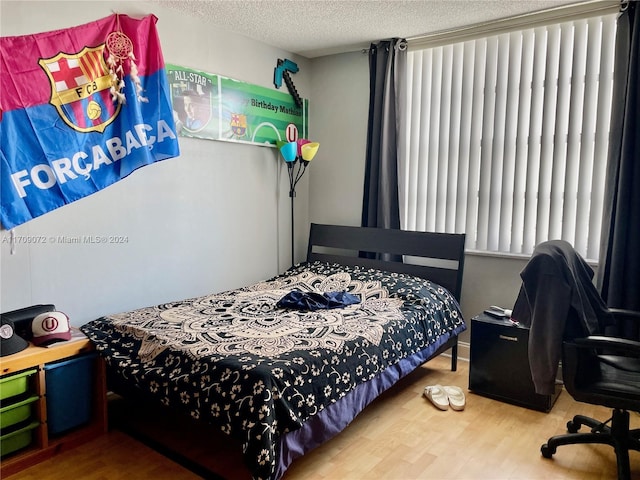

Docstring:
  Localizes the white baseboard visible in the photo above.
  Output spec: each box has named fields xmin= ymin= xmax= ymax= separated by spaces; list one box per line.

xmin=439 ymin=340 xmax=470 ymax=363
xmin=457 ymin=340 xmax=470 ymax=362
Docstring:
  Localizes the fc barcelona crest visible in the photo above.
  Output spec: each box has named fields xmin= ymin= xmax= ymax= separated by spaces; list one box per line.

xmin=230 ymin=113 xmax=247 ymax=137
xmin=39 ymin=45 xmax=121 ymax=133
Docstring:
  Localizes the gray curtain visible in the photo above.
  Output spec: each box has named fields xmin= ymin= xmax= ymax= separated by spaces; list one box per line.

xmin=361 ymin=38 xmax=406 ymax=230
xmin=597 ymin=1 xmax=640 ymax=310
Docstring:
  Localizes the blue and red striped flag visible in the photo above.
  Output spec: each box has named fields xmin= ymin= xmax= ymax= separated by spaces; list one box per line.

xmin=0 ymin=14 xmax=180 ymax=229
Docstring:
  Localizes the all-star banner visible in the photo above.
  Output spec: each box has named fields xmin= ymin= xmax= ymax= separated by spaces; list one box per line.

xmin=0 ymin=14 xmax=180 ymax=230
xmin=166 ymin=64 xmax=308 ymax=145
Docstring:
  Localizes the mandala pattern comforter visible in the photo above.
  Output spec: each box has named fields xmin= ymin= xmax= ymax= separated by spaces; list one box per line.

xmin=81 ymin=261 xmax=466 ymax=480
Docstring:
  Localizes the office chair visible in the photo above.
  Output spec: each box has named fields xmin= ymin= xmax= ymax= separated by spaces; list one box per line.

xmin=511 ymin=240 xmax=640 ymax=480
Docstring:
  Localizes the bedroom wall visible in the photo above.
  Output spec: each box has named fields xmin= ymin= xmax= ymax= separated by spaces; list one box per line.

xmin=0 ymin=0 xmax=312 ymax=324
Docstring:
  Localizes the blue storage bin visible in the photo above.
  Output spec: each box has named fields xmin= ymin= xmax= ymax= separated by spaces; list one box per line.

xmin=44 ymin=352 xmax=96 ymax=436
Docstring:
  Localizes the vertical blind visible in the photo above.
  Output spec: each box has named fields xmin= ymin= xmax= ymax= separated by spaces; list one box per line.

xmin=398 ymin=13 xmax=617 ymax=261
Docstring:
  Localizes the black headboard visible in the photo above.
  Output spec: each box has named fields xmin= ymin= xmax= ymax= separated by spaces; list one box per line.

xmin=306 ymin=223 xmax=466 ymax=301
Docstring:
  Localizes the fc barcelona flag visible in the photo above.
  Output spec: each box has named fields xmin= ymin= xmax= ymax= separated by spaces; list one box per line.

xmin=0 ymin=14 xmax=180 ymax=229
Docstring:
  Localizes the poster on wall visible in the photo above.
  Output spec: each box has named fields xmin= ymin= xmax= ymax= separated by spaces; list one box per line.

xmin=0 ymin=14 xmax=180 ymax=230
xmin=166 ymin=64 xmax=308 ymax=146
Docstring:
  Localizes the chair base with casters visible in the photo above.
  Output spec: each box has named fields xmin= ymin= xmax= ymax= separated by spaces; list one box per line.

xmin=539 ymin=326 xmax=640 ymax=480
xmin=541 ymin=408 xmax=640 ymax=480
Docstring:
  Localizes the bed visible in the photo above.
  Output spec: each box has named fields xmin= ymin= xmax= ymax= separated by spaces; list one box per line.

xmin=81 ymin=223 xmax=466 ymax=480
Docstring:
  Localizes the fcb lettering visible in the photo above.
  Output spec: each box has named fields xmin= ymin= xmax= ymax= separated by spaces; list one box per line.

xmin=0 ymin=14 xmax=180 ymax=229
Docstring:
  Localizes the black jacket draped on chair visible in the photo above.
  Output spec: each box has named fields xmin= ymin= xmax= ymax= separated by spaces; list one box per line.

xmin=512 ymin=240 xmax=613 ymax=395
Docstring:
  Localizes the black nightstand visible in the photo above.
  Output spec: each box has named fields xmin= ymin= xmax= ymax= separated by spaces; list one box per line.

xmin=468 ymin=313 xmax=562 ymax=412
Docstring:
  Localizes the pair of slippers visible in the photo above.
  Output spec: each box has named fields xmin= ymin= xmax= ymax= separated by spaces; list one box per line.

xmin=423 ymin=384 xmax=466 ymax=411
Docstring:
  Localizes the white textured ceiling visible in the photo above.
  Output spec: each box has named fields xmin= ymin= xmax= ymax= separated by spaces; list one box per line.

xmin=155 ymin=0 xmax=581 ymax=58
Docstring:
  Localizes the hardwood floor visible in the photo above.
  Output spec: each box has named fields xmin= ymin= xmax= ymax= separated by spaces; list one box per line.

xmin=5 ymin=355 xmax=639 ymax=479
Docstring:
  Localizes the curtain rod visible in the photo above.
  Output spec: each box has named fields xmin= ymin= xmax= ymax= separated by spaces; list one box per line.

xmin=408 ymin=0 xmax=621 ymax=50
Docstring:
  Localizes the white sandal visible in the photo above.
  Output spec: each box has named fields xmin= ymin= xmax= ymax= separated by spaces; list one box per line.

xmin=424 ymin=385 xmax=449 ymax=410
xmin=443 ymin=385 xmax=466 ymax=411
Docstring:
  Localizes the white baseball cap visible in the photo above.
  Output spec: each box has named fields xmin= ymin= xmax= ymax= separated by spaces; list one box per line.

xmin=32 ymin=311 xmax=71 ymax=346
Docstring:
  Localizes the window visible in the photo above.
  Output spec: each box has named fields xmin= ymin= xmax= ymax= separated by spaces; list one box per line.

xmin=398 ymin=11 xmax=618 ymax=261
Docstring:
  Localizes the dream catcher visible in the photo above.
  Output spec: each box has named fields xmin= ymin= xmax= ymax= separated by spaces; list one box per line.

xmin=105 ymin=14 xmax=148 ymax=104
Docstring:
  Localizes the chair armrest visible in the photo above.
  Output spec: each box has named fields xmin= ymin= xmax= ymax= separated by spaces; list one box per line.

xmin=573 ymin=335 xmax=640 ymax=354
xmin=607 ymin=309 xmax=640 ymax=339
xmin=609 ymin=308 xmax=640 ymax=321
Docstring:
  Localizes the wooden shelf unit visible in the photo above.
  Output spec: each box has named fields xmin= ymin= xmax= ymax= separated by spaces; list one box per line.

xmin=0 ymin=332 xmax=107 ymax=477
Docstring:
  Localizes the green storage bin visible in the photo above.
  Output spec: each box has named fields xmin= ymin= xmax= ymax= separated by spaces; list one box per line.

xmin=0 ymin=420 xmax=39 ymax=457
xmin=0 ymin=369 xmax=37 ymax=402
xmin=0 ymin=395 xmax=39 ymax=430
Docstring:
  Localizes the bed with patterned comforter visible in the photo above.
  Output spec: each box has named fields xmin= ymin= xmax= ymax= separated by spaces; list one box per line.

xmin=81 ymin=260 xmax=465 ymax=480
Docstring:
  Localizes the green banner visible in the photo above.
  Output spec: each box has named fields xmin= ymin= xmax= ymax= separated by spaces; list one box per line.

xmin=166 ymin=64 xmax=308 ymax=146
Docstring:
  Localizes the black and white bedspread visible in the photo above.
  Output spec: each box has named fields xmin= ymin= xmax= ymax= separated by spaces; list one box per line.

xmin=81 ymin=261 xmax=465 ymax=480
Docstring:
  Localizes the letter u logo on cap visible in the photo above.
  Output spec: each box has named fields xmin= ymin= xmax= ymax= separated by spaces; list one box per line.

xmin=41 ymin=316 xmax=59 ymax=332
